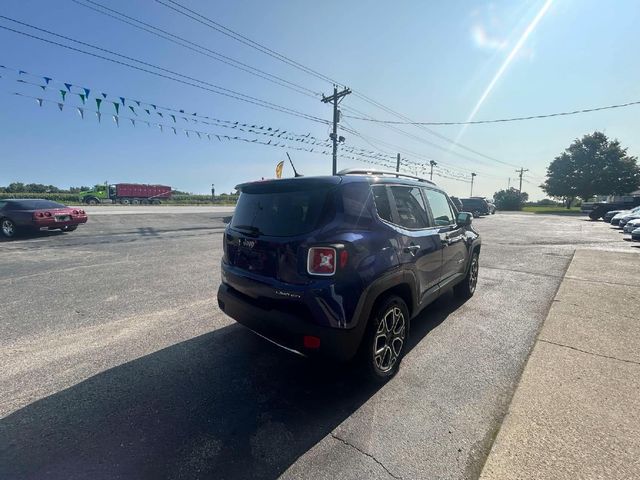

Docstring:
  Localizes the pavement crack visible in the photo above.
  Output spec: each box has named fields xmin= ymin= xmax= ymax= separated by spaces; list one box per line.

xmin=483 ymin=265 xmax=563 ymax=279
xmin=538 ymin=339 xmax=640 ymax=366
xmin=330 ymin=432 xmax=403 ymax=480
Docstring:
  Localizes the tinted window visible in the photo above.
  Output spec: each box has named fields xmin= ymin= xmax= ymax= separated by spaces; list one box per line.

xmin=372 ymin=186 xmax=393 ymax=223
xmin=0 ymin=201 xmax=6 ymax=210
xmin=9 ymin=200 xmax=67 ymax=210
xmin=231 ymin=187 xmax=332 ymax=237
xmin=390 ymin=186 xmax=430 ymax=229
xmin=424 ymin=189 xmax=455 ymax=226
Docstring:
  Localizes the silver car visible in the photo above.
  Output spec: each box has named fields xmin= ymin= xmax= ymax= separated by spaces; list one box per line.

xmin=611 ymin=206 xmax=640 ymax=226
xmin=623 ymin=218 xmax=640 ymax=233
xmin=631 ymin=226 xmax=640 ymax=241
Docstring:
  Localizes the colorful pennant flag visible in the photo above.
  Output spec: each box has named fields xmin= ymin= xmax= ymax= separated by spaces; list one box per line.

xmin=36 ymin=98 xmax=43 ymax=107
xmin=113 ymin=115 xmax=119 ymax=127
xmin=64 ymin=83 xmax=72 ymax=92
xmin=112 ymin=102 xmax=120 ymax=114
xmin=77 ymin=107 xmax=84 ymax=119
xmin=96 ymin=98 xmax=102 ymax=111
xmin=60 ymin=90 xmax=67 ymax=101
xmin=57 ymin=103 xmax=64 ymax=111
xmin=96 ymin=111 xmax=102 ymax=123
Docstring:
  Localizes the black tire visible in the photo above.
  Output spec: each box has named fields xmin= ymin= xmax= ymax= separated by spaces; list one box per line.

xmin=454 ymin=251 xmax=479 ymax=300
xmin=151 ymin=199 xmax=161 ymax=205
xmin=1 ymin=218 xmax=17 ymax=238
xmin=120 ymin=198 xmax=131 ymax=205
xmin=141 ymin=199 xmax=150 ymax=205
xmin=132 ymin=198 xmax=141 ymax=205
xmin=359 ymin=295 xmax=409 ymax=382
xmin=61 ymin=225 xmax=78 ymax=232
xmin=86 ymin=198 xmax=98 ymax=205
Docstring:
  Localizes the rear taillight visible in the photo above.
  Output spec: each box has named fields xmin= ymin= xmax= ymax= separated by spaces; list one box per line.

xmin=34 ymin=212 xmax=44 ymax=218
xmin=44 ymin=211 xmax=52 ymax=217
xmin=307 ymin=247 xmax=337 ymax=276
xmin=73 ymin=210 xmax=79 ymax=214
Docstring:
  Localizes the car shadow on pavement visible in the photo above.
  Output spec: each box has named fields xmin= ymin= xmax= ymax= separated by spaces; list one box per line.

xmin=0 ymin=296 xmax=459 ymax=480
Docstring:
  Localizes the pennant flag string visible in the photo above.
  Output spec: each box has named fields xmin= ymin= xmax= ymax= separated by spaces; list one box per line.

xmin=8 ymin=87 xmax=398 ymax=165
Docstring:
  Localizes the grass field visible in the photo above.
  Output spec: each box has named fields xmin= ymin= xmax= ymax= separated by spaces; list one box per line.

xmin=522 ymin=206 xmax=582 ymax=214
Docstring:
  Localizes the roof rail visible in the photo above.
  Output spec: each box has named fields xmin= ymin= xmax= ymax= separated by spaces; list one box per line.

xmin=336 ymin=168 xmax=436 ymax=185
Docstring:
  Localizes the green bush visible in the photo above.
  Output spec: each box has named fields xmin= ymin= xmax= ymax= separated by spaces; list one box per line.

xmin=493 ymin=188 xmax=528 ymax=211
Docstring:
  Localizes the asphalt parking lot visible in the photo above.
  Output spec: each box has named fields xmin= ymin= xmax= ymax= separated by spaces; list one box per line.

xmin=0 ymin=209 xmax=635 ymax=479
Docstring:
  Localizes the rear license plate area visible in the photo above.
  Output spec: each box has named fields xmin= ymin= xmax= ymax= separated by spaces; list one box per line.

xmin=55 ymin=215 xmax=71 ymax=221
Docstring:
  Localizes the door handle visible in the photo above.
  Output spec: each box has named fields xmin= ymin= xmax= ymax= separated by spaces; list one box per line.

xmin=404 ymin=244 xmax=420 ymax=255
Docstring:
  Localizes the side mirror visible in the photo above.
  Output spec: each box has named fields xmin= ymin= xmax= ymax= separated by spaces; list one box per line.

xmin=457 ymin=211 xmax=473 ymax=227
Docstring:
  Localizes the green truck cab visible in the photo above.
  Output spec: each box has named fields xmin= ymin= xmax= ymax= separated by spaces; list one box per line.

xmin=78 ymin=184 xmax=109 ymax=205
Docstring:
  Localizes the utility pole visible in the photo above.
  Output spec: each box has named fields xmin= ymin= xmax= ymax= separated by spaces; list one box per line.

xmin=507 ymin=177 xmax=511 ymax=189
xmin=396 ymin=153 xmax=401 ymax=176
xmin=516 ymin=168 xmax=529 ymax=195
xmin=321 ymin=85 xmax=351 ymax=175
xmin=429 ymin=160 xmax=437 ymax=181
xmin=470 ymin=172 xmax=477 ymax=196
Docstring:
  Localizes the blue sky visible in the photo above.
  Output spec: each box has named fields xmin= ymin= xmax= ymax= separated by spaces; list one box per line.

xmin=1 ymin=0 xmax=639 ymax=199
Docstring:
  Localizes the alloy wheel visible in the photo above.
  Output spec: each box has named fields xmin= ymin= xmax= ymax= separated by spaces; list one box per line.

xmin=469 ymin=256 xmax=479 ymax=293
xmin=2 ymin=219 xmax=15 ymax=237
xmin=374 ymin=306 xmax=406 ymax=373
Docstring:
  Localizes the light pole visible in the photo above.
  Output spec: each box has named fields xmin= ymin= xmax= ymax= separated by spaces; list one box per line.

xmin=470 ymin=173 xmax=477 ymax=196
xmin=211 ymin=184 xmax=215 ymax=202
xmin=429 ymin=160 xmax=437 ymax=181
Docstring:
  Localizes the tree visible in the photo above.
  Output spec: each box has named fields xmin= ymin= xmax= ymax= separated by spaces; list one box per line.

xmin=542 ymin=131 xmax=640 ymax=208
xmin=494 ymin=188 xmax=528 ymax=210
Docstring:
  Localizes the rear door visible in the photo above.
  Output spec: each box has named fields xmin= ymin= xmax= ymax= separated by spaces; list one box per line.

xmin=423 ymin=189 xmax=467 ymax=287
xmin=374 ymin=185 xmax=442 ymax=301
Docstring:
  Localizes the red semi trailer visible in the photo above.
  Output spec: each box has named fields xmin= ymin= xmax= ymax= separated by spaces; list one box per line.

xmin=79 ymin=183 xmax=172 ymax=205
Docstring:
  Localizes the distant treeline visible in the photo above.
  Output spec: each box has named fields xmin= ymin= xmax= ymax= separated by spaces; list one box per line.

xmin=0 ymin=182 xmax=91 ymax=194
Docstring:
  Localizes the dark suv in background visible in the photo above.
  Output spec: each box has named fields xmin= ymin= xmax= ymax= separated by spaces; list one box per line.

xmin=460 ymin=197 xmax=491 ymax=217
xmin=217 ymin=169 xmax=481 ymax=380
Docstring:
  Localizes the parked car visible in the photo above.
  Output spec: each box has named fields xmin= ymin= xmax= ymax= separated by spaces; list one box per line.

xmin=631 ymin=227 xmax=640 ymax=241
xmin=460 ymin=197 xmax=490 ymax=217
xmin=623 ymin=218 xmax=640 ymax=233
xmin=217 ymin=169 xmax=481 ymax=380
xmin=588 ymin=196 xmax=640 ymax=220
xmin=603 ymin=209 xmax=625 ymax=223
xmin=450 ymin=196 xmax=463 ymax=212
xmin=0 ymin=199 xmax=87 ymax=238
xmin=618 ymin=211 xmax=640 ymax=228
xmin=611 ymin=206 xmax=640 ymax=226
xmin=485 ymin=199 xmax=497 ymax=214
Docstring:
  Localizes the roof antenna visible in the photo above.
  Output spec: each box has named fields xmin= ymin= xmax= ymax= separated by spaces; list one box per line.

xmin=286 ymin=152 xmax=303 ymax=177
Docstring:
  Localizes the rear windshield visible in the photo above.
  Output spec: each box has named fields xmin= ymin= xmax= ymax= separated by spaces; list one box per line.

xmin=9 ymin=200 xmax=67 ymax=210
xmin=231 ymin=187 xmax=333 ymax=237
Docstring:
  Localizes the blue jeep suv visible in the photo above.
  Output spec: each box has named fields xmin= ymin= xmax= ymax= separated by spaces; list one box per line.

xmin=217 ymin=169 xmax=481 ymax=380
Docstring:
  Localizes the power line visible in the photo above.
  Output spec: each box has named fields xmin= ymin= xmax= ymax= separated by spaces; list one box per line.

xmin=343 ymin=100 xmax=640 ymax=125
xmin=71 ymin=0 xmax=320 ymax=99
xmin=154 ymin=0 xmax=339 ymax=86
xmin=153 ymin=0 xmax=514 ymax=169
xmin=0 ymin=17 xmax=328 ymax=125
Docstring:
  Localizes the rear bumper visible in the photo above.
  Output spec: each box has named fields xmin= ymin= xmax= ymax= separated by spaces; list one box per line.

xmin=32 ymin=216 xmax=87 ymax=230
xmin=217 ymin=282 xmax=364 ymax=361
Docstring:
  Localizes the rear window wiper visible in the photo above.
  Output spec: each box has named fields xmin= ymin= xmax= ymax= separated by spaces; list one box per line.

xmin=232 ymin=224 xmax=262 ymax=236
